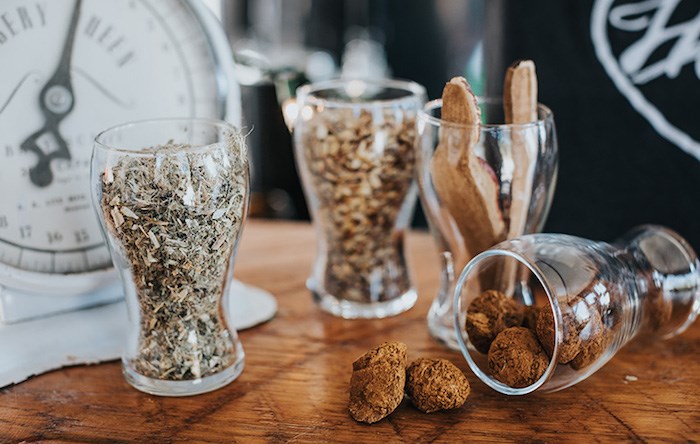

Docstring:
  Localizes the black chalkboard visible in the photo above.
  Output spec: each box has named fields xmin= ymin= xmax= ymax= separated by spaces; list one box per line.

xmin=488 ymin=0 xmax=700 ymax=249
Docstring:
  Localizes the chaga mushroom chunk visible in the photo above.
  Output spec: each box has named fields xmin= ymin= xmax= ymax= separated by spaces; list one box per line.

xmin=488 ymin=327 xmax=549 ymax=388
xmin=405 ymin=358 xmax=470 ymax=413
xmin=349 ymin=342 xmax=407 ymax=423
xmin=466 ymin=290 xmax=525 ymax=354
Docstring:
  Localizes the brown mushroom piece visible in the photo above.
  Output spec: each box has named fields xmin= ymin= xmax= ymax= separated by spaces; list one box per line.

xmin=405 ymin=358 xmax=470 ymax=413
xmin=488 ymin=327 xmax=549 ymax=388
xmin=535 ymin=306 xmax=583 ymax=365
xmin=466 ymin=290 xmax=525 ymax=354
xmin=349 ymin=342 xmax=407 ymax=423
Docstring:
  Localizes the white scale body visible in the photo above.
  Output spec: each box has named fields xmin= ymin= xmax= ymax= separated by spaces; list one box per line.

xmin=0 ymin=0 xmax=242 ymax=322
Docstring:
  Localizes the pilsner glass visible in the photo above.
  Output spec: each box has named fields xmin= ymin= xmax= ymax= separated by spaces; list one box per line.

xmin=454 ymin=226 xmax=700 ymax=394
xmin=294 ymin=79 xmax=426 ymax=319
xmin=417 ymin=99 xmax=558 ymax=349
xmin=92 ymin=118 xmax=248 ymax=396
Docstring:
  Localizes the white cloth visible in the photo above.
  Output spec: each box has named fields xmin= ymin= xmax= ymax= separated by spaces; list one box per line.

xmin=0 ymin=280 xmax=276 ymax=388
xmin=0 ymin=281 xmax=122 ymax=323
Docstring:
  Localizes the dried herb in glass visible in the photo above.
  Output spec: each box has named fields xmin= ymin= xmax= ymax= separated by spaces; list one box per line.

xmin=100 ymin=137 xmax=247 ymax=382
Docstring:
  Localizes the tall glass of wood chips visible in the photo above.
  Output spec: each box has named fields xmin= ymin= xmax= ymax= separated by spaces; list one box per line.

xmin=294 ymin=79 xmax=426 ymax=319
xmin=92 ymin=118 xmax=249 ymax=396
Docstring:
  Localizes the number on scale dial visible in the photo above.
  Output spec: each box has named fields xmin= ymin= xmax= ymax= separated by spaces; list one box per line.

xmin=0 ymin=0 xmax=225 ymax=274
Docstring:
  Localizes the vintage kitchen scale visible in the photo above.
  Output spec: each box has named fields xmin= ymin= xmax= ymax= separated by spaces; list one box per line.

xmin=0 ymin=0 xmax=275 ymax=384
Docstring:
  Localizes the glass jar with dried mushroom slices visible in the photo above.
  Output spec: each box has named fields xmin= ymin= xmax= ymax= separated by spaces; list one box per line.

xmin=294 ymin=79 xmax=426 ymax=319
xmin=416 ymin=74 xmax=559 ymax=351
xmin=453 ymin=226 xmax=700 ymax=395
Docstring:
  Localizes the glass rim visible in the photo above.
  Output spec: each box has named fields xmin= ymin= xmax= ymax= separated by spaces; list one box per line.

xmin=453 ymin=247 xmax=562 ymax=396
xmin=296 ymin=78 xmax=427 ymax=109
xmin=419 ymin=98 xmax=554 ymax=130
xmin=94 ymin=117 xmax=242 ymax=156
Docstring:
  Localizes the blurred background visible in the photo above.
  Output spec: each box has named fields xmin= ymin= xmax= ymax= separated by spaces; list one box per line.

xmin=207 ymin=0 xmax=699 ymax=250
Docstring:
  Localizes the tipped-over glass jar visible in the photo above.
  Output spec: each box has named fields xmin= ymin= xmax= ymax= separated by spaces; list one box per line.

xmin=454 ymin=225 xmax=700 ymax=395
xmin=294 ymin=79 xmax=426 ymax=319
xmin=92 ymin=118 xmax=249 ymax=396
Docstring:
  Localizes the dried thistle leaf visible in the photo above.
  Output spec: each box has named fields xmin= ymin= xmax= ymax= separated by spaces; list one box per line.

xmin=100 ymin=137 xmax=248 ymax=381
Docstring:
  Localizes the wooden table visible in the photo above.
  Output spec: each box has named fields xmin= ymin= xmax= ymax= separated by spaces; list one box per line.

xmin=1 ymin=221 xmax=698 ymax=443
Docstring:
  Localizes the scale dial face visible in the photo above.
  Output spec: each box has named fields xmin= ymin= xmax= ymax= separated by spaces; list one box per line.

xmin=0 ymin=0 xmax=224 ymax=275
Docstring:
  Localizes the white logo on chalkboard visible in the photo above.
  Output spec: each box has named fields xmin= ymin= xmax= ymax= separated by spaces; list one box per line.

xmin=591 ymin=0 xmax=700 ymax=161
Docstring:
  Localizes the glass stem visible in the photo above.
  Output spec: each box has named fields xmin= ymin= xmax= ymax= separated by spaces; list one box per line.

xmin=436 ymin=251 xmax=455 ymax=316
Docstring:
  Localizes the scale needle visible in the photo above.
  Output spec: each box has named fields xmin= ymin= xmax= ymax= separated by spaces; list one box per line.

xmin=20 ymin=0 xmax=83 ymax=188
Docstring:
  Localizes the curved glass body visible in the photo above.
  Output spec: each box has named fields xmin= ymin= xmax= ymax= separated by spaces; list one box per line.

xmin=454 ymin=226 xmax=700 ymax=395
xmin=417 ymin=99 xmax=558 ymax=348
xmin=91 ymin=118 xmax=249 ymax=396
xmin=294 ymin=79 xmax=426 ymax=319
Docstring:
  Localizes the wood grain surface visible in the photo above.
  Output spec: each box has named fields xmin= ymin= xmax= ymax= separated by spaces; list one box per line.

xmin=1 ymin=220 xmax=698 ymax=443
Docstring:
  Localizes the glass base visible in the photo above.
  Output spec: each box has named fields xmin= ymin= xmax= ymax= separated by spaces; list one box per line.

xmin=427 ymin=304 xmax=461 ymax=351
xmin=308 ymin=279 xmax=417 ymax=319
xmin=123 ymin=345 xmax=245 ymax=397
